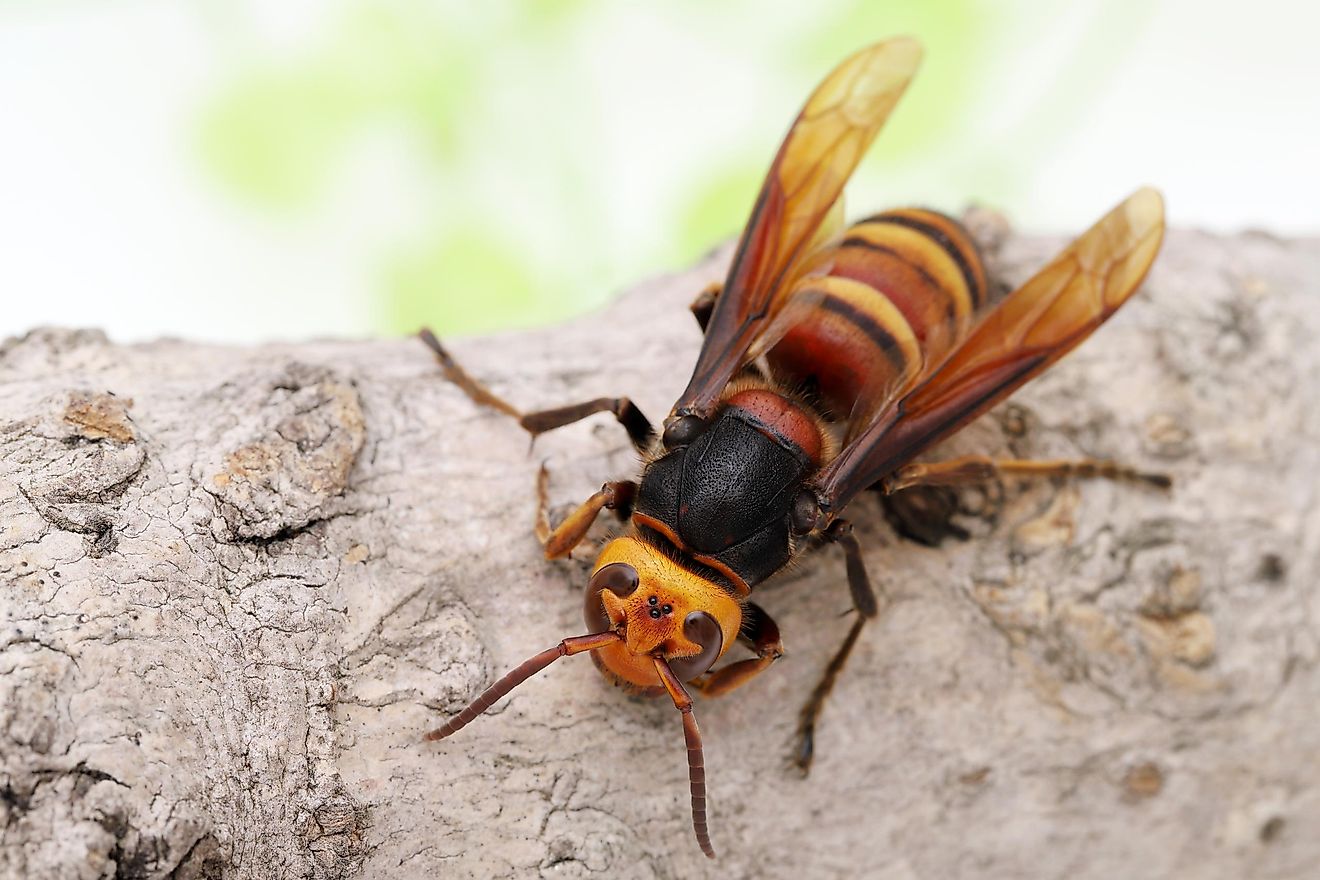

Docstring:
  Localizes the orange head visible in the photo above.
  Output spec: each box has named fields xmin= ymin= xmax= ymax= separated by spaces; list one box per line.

xmin=583 ymin=536 xmax=743 ymax=694
xmin=422 ymin=534 xmax=743 ymax=859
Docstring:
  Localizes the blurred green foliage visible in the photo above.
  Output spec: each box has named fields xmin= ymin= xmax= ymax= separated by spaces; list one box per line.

xmin=197 ymin=1 xmax=1135 ymax=338
xmin=201 ymin=4 xmax=474 ymax=206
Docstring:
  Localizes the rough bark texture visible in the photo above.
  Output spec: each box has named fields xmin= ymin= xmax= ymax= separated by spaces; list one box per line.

xmin=1 ymin=224 xmax=1318 ymax=880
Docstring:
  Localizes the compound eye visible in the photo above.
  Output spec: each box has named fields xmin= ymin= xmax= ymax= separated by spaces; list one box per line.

xmin=667 ymin=611 xmax=724 ymax=681
xmin=662 ymin=415 xmax=706 ymax=449
xmin=583 ymin=562 xmax=639 ymax=633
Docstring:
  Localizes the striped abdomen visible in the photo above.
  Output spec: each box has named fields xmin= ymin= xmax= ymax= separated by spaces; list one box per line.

xmin=766 ymin=208 xmax=989 ymax=429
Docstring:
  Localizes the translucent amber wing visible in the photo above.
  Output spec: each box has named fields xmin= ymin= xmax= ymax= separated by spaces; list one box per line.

xmin=815 ymin=188 xmax=1166 ymax=513
xmin=741 ymin=195 xmax=847 ymax=364
xmin=674 ymin=38 xmax=923 ymax=419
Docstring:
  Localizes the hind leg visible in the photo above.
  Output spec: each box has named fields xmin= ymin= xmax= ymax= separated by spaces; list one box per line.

xmin=883 ymin=455 xmax=1171 ymax=493
xmin=793 ymin=519 xmax=882 ymax=776
xmin=876 ymin=484 xmax=970 ymax=547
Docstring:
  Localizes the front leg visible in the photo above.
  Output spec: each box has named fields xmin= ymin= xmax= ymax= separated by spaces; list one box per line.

xmin=691 ymin=602 xmax=783 ymax=698
xmin=535 ymin=465 xmax=637 ymax=560
xmin=419 ymin=328 xmax=655 ymax=452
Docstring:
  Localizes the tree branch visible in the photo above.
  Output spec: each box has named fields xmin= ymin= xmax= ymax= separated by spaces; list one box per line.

xmin=2 ymin=226 xmax=1318 ymax=878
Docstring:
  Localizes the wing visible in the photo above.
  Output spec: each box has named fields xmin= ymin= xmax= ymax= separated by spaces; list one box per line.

xmin=672 ymin=37 xmax=924 ymax=420
xmin=813 ymin=187 xmax=1166 ymax=514
xmin=782 ymin=206 xmax=998 ymax=445
xmin=739 ymin=193 xmax=851 ymax=364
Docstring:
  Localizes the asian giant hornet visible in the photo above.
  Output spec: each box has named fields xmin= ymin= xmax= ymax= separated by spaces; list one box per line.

xmin=421 ymin=37 xmax=1167 ymax=859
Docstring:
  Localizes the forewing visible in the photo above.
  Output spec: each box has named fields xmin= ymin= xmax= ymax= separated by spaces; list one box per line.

xmin=814 ymin=187 xmax=1166 ymax=513
xmin=741 ymin=195 xmax=846 ymax=363
xmin=674 ymin=38 xmax=923 ymax=419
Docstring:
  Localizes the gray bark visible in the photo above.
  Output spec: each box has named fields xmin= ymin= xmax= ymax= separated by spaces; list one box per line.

xmin=1 ymin=225 xmax=1318 ymax=880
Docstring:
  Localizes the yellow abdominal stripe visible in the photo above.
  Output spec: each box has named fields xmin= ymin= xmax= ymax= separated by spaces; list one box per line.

xmin=848 ymin=220 xmax=975 ymax=326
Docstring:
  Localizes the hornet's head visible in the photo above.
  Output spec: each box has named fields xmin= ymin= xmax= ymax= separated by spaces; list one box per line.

xmin=423 ymin=535 xmax=744 ymax=859
xmin=583 ymin=536 xmax=743 ymax=693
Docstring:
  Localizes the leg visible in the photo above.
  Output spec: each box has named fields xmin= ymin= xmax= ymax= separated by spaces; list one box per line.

xmin=826 ymin=520 xmax=879 ymax=617
xmin=689 ymin=282 xmax=721 ymax=334
xmin=419 ymin=328 xmax=655 ymax=452
xmin=877 ymin=484 xmax=970 ymax=547
xmin=793 ymin=519 xmax=880 ymax=775
xmin=535 ymin=464 xmax=637 ymax=560
xmin=691 ymin=602 xmax=783 ymax=698
xmin=793 ymin=615 xmax=867 ymax=776
xmin=882 ymin=454 xmax=1171 ymax=494
xmin=688 ymin=284 xmax=770 ymax=386
xmin=520 ymin=398 xmax=654 ymax=451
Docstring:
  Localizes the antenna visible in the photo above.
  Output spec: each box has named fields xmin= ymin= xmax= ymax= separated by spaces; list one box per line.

xmin=423 ymin=631 xmax=622 ymax=741
xmin=654 ymin=657 xmax=717 ymax=859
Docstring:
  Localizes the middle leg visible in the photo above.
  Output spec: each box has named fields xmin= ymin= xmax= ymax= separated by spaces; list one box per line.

xmin=419 ymin=328 xmax=655 ymax=452
xmin=689 ymin=282 xmax=721 ymax=334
